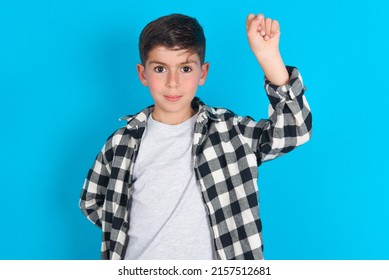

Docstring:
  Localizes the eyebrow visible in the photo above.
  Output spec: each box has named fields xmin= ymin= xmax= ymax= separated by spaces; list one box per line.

xmin=148 ymin=59 xmax=198 ymax=66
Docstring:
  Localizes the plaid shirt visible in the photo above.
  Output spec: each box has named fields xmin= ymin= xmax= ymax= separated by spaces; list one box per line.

xmin=79 ymin=66 xmax=312 ymax=260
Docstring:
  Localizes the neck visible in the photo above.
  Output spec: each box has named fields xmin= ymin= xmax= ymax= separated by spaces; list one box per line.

xmin=152 ymin=108 xmax=196 ymax=125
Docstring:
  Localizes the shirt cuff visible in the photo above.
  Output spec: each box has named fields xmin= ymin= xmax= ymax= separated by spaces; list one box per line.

xmin=264 ymin=66 xmax=306 ymax=102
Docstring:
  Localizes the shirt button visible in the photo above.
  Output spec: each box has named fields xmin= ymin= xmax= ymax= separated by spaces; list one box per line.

xmin=123 ymin=222 xmax=128 ymax=228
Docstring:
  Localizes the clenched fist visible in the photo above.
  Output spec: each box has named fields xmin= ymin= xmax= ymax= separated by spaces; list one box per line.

xmin=246 ymin=13 xmax=281 ymax=59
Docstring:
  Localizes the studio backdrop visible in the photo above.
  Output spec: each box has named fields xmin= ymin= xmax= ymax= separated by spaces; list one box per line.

xmin=0 ymin=0 xmax=388 ymax=259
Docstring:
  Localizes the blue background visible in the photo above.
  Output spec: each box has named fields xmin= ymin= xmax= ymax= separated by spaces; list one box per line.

xmin=1 ymin=0 xmax=388 ymax=260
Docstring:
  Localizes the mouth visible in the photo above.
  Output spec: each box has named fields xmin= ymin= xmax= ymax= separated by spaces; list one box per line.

xmin=164 ymin=95 xmax=182 ymax=102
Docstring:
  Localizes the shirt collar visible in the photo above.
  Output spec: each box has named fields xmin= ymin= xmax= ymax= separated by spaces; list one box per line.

xmin=119 ymin=97 xmax=221 ymax=129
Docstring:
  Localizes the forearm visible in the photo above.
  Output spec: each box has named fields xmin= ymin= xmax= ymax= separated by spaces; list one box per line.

xmin=261 ymin=66 xmax=312 ymax=161
xmin=79 ymin=149 xmax=111 ymax=228
xmin=79 ymin=180 xmax=104 ymax=228
xmin=255 ymin=52 xmax=289 ymax=86
xmin=238 ymin=66 xmax=312 ymax=163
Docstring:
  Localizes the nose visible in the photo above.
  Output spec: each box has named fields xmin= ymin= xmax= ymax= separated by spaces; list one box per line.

xmin=166 ymin=71 xmax=179 ymax=88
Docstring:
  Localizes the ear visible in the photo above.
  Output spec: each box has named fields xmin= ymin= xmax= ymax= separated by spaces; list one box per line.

xmin=136 ymin=64 xmax=148 ymax=86
xmin=199 ymin=62 xmax=210 ymax=86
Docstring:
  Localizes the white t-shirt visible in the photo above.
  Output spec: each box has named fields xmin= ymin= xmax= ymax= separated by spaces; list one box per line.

xmin=124 ymin=113 xmax=214 ymax=260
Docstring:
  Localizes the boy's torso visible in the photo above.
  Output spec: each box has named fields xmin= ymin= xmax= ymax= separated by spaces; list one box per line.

xmin=124 ymin=112 xmax=214 ymax=260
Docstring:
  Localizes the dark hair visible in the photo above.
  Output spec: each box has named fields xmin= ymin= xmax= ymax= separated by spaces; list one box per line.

xmin=139 ymin=14 xmax=206 ymax=65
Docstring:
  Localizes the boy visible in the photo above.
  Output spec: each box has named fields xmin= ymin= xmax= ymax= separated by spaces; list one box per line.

xmin=79 ymin=13 xmax=312 ymax=260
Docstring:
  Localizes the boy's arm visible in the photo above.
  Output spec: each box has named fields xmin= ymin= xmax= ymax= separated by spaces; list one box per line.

xmin=238 ymin=14 xmax=312 ymax=162
xmin=79 ymin=143 xmax=112 ymax=228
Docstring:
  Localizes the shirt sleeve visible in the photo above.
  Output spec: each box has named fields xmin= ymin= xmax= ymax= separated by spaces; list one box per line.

xmin=237 ymin=66 xmax=312 ymax=163
xmin=79 ymin=139 xmax=114 ymax=229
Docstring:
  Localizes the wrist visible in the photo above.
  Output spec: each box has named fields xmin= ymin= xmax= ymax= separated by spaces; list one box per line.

xmin=254 ymin=49 xmax=282 ymax=64
xmin=256 ymin=53 xmax=289 ymax=86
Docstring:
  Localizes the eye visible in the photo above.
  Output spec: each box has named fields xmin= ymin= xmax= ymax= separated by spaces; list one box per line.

xmin=154 ymin=66 xmax=166 ymax=73
xmin=181 ymin=66 xmax=192 ymax=73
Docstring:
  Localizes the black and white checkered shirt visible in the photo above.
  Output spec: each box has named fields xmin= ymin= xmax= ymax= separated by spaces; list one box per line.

xmin=79 ymin=66 xmax=312 ymax=260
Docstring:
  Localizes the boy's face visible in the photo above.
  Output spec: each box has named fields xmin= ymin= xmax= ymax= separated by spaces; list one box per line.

xmin=137 ymin=46 xmax=209 ymax=124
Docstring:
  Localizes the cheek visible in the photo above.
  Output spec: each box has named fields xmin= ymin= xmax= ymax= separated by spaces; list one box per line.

xmin=182 ymin=75 xmax=202 ymax=89
xmin=146 ymin=74 xmax=164 ymax=92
